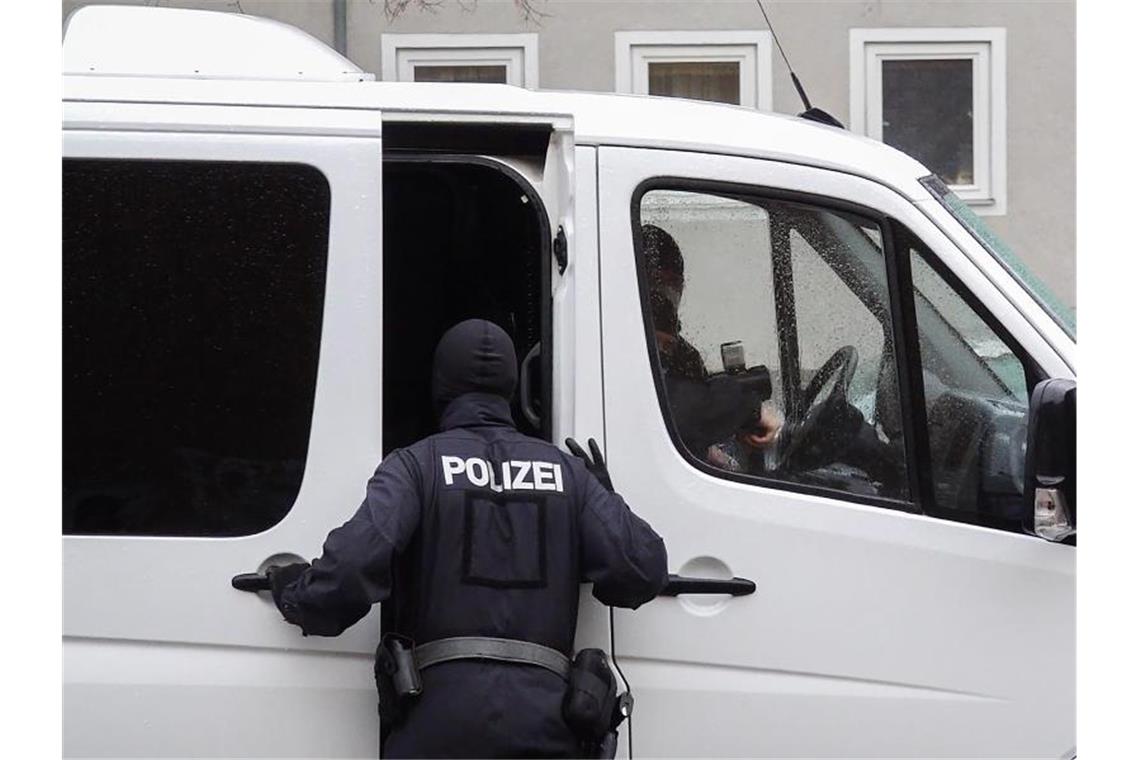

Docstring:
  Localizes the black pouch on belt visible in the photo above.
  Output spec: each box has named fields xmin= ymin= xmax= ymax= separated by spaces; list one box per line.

xmin=386 ymin=634 xmax=422 ymax=698
xmin=374 ymin=634 xmax=422 ymax=726
xmin=374 ymin=639 xmax=403 ymax=726
xmin=562 ymin=648 xmax=618 ymax=744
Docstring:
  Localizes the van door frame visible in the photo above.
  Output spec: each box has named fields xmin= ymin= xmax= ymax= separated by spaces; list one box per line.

xmin=378 ymin=112 xmax=577 ymax=439
xmin=380 ymin=152 xmax=554 ymax=442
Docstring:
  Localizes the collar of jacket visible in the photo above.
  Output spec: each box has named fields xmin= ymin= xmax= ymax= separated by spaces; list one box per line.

xmin=439 ymin=392 xmax=516 ymax=431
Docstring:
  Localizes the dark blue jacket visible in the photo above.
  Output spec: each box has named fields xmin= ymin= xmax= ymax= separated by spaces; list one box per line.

xmin=276 ymin=319 xmax=667 ymax=757
xmin=278 ymin=391 xmax=668 ymax=649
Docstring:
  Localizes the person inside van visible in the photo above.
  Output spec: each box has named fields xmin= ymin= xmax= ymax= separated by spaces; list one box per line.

xmin=642 ymin=223 xmax=781 ymax=472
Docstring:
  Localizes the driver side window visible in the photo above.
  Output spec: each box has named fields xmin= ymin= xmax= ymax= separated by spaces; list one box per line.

xmin=636 ymin=187 xmax=910 ymax=504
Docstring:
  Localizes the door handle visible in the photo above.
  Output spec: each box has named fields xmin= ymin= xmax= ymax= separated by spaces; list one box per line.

xmin=659 ymin=574 xmax=756 ymax=597
xmin=231 ymin=553 xmax=307 ymax=593
xmin=231 ymin=572 xmax=271 ymax=592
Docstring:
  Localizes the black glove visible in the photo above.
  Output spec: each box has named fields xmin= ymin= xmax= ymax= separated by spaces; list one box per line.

xmin=266 ymin=562 xmax=310 ymax=612
xmin=566 ymin=437 xmax=614 ymax=492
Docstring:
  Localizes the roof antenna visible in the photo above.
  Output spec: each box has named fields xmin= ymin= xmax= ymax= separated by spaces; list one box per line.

xmin=755 ymin=0 xmax=845 ymax=129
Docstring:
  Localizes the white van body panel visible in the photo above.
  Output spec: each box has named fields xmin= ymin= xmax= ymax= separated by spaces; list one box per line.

xmin=64 ymin=638 xmax=376 ymax=757
xmin=64 ymin=73 xmax=1069 ymax=361
xmin=554 ymin=146 xmax=604 ymax=477
xmin=64 ymin=101 xmax=383 ymax=138
xmin=63 ymin=104 xmax=385 ymax=757
xmin=565 ymin=146 xmax=631 ymax=757
xmin=596 ymin=146 xmax=1074 ymax=758
xmin=63 ymin=77 xmax=927 ymax=195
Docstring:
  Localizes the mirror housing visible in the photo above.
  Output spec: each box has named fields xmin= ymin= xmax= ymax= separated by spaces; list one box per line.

xmin=1022 ymin=378 xmax=1076 ymax=541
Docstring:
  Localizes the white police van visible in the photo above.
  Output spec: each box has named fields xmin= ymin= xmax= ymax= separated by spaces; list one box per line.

xmin=62 ymin=6 xmax=1076 ymax=758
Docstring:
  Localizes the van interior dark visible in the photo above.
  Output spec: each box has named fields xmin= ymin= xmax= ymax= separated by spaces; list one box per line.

xmin=382 ymin=158 xmax=550 ymax=454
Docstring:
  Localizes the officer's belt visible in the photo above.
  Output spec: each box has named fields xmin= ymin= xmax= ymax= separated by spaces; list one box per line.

xmin=414 ymin=636 xmax=571 ymax=680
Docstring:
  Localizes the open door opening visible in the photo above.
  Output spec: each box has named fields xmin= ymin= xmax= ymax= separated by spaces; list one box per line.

xmin=382 ymin=157 xmax=552 ymax=454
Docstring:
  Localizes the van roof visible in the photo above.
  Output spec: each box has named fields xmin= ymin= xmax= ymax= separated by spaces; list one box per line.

xmin=63 ymin=5 xmax=931 ymax=201
xmin=65 ymin=77 xmax=930 ymax=200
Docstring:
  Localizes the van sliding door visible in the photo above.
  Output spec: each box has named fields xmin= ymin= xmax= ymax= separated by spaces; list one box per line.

xmin=63 ymin=101 xmax=383 ymax=758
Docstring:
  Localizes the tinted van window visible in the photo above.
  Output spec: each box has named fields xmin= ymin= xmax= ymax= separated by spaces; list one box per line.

xmin=63 ymin=159 xmax=330 ymax=536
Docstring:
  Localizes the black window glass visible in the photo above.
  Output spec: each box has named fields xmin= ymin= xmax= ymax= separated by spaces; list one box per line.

xmin=413 ymin=64 xmax=509 ymax=83
xmin=63 ymin=159 xmax=331 ymax=536
xmin=882 ymin=58 xmax=974 ymax=186
xmin=637 ymin=188 xmax=909 ymax=504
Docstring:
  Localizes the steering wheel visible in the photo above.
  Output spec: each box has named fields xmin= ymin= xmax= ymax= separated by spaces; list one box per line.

xmin=775 ymin=345 xmax=861 ymax=473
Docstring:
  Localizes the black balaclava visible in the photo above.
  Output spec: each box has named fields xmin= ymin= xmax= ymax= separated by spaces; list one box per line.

xmin=431 ymin=319 xmax=519 ymax=415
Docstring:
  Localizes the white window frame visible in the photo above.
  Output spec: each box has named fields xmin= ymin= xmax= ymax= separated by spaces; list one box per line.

xmin=850 ymin=28 xmax=1007 ymax=215
xmin=381 ymin=33 xmax=539 ymax=89
xmin=614 ymin=31 xmax=773 ymax=111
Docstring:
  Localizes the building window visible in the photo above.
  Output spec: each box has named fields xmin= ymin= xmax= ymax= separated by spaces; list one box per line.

xmin=381 ymin=33 xmax=539 ymax=88
xmin=615 ymin=31 xmax=773 ymax=109
xmin=850 ymin=28 xmax=1007 ymax=215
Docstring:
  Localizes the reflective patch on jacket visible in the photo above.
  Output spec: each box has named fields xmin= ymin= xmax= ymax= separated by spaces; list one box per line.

xmin=440 ymin=455 xmax=565 ymax=493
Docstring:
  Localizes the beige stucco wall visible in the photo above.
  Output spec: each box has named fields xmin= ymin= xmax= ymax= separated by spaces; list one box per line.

xmin=62 ymin=0 xmax=1076 ymax=309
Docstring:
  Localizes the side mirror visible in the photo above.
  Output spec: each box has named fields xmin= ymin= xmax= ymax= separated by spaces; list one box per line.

xmin=1023 ymin=378 xmax=1076 ymax=541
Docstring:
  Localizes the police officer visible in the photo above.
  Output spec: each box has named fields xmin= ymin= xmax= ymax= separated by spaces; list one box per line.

xmin=267 ymin=318 xmax=668 ymax=758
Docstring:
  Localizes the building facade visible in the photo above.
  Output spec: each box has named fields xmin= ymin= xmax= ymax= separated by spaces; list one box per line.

xmin=63 ymin=0 xmax=1076 ymax=309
